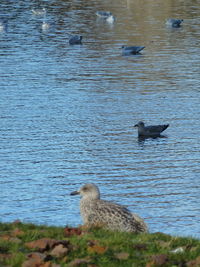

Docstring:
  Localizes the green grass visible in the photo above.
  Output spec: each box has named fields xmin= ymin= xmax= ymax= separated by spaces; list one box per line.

xmin=0 ymin=222 xmax=200 ymax=266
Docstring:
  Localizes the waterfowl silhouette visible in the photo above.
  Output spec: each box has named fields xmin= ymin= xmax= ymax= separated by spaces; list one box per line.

xmin=134 ymin=121 xmax=169 ymax=137
xmin=70 ymin=183 xmax=148 ymax=233
xmin=32 ymin=8 xmax=46 ymax=16
xmin=166 ymin=18 xmax=183 ymax=28
xmin=69 ymin=35 xmax=82 ymax=45
xmin=122 ymin=46 xmax=145 ymax=55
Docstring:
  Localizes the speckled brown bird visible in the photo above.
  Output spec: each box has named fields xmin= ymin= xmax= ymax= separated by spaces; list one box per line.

xmin=70 ymin=183 xmax=148 ymax=233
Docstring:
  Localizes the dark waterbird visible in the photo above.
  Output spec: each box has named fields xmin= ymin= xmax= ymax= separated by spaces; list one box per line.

xmin=122 ymin=46 xmax=145 ymax=55
xmin=134 ymin=121 xmax=169 ymax=137
xmin=166 ymin=18 xmax=183 ymax=28
xmin=69 ymin=35 xmax=82 ymax=45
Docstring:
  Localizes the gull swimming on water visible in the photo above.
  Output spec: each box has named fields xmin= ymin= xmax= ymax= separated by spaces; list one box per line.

xmin=32 ymin=8 xmax=46 ymax=16
xmin=69 ymin=35 xmax=82 ymax=45
xmin=134 ymin=121 xmax=169 ymax=137
xmin=96 ymin=11 xmax=115 ymax=23
xmin=96 ymin=11 xmax=113 ymax=18
xmin=122 ymin=46 xmax=145 ymax=55
xmin=70 ymin=183 xmax=148 ymax=233
xmin=166 ymin=18 xmax=183 ymax=28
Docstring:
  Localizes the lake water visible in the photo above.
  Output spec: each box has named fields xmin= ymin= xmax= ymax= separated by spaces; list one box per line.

xmin=0 ymin=0 xmax=200 ymax=238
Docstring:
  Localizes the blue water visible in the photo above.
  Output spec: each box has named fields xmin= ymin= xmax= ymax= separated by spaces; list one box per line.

xmin=0 ymin=0 xmax=200 ymax=238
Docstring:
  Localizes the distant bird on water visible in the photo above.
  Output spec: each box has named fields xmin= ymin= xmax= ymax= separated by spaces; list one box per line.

xmin=134 ymin=121 xmax=169 ymax=137
xmin=96 ymin=11 xmax=115 ymax=23
xmin=42 ymin=20 xmax=50 ymax=31
xmin=166 ymin=18 xmax=183 ymax=28
xmin=0 ymin=19 xmax=7 ymax=33
xmin=69 ymin=35 xmax=82 ymax=45
xmin=32 ymin=8 xmax=46 ymax=16
xmin=70 ymin=183 xmax=148 ymax=233
xmin=122 ymin=45 xmax=145 ymax=55
xmin=96 ymin=11 xmax=113 ymax=18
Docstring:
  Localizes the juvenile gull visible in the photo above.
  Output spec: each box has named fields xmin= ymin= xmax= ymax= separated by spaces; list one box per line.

xmin=134 ymin=121 xmax=169 ymax=137
xmin=70 ymin=183 xmax=148 ymax=233
xmin=69 ymin=35 xmax=82 ymax=45
xmin=122 ymin=46 xmax=145 ymax=55
xmin=166 ymin=18 xmax=183 ymax=28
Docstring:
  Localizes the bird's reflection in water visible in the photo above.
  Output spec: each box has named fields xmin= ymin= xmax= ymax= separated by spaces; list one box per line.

xmin=137 ymin=134 xmax=168 ymax=145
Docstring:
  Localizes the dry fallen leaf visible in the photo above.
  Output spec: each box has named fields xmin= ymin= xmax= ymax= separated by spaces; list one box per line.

xmin=151 ymin=254 xmax=168 ymax=266
xmin=88 ymin=244 xmax=107 ymax=254
xmin=50 ymin=244 xmax=68 ymax=258
xmin=25 ymin=238 xmax=58 ymax=252
xmin=64 ymin=227 xmax=82 ymax=237
xmin=186 ymin=256 xmax=200 ymax=267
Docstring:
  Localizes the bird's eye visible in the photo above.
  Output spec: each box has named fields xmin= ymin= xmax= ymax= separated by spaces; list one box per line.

xmin=82 ymin=187 xmax=87 ymax=191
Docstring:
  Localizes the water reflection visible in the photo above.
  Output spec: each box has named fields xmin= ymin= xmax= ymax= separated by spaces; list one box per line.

xmin=137 ymin=135 xmax=168 ymax=146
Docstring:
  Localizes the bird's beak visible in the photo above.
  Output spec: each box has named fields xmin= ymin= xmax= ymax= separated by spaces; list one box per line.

xmin=70 ymin=190 xmax=79 ymax=196
xmin=134 ymin=124 xmax=138 ymax=127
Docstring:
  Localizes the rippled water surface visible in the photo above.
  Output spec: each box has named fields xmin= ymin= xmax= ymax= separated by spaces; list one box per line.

xmin=1 ymin=0 xmax=200 ymax=237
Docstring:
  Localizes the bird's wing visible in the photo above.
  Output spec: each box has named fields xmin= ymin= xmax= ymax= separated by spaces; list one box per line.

xmin=145 ymin=124 xmax=169 ymax=133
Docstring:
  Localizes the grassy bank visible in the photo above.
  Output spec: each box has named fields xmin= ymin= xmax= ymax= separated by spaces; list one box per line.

xmin=0 ymin=221 xmax=200 ymax=267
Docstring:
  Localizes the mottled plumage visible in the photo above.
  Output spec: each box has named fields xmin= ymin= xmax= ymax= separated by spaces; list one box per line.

xmin=70 ymin=183 xmax=148 ymax=233
xmin=134 ymin=121 xmax=169 ymax=137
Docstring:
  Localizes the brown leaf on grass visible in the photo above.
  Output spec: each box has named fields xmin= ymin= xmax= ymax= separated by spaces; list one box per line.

xmin=64 ymin=227 xmax=82 ymax=237
xmin=186 ymin=256 xmax=200 ymax=267
xmin=68 ymin=258 xmax=91 ymax=266
xmin=88 ymin=244 xmax=107 ymax=254
xmin=50 ymin=244 xmax=68 ymax=258
xmin=22 ymin=252 xmax=52 ymax=267
xmin=23 ymin=258 xmax=55 ymax=267
xmin=1 ymin=235 xmax=11 ymax=241
xmin=146 ymin=262 xmax=153 ymax=267
xmin=39 ymin=262 xmax=52 ymax=267
xmin=151 ymin=254 xmax=168 ymax=266
xmin=53 ymin=240 xmax=71 ymax=249
xmin=25 ymin=238 xmax=58 ymax=252
xmin=27 ymin=252 xmax=47 ymax=261
xmin=115 ymin=252 xmax=129 ymax=260
xmin=22 ymin=257 xmax=43 ymax=267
